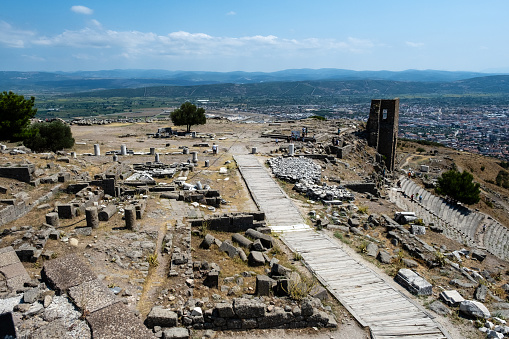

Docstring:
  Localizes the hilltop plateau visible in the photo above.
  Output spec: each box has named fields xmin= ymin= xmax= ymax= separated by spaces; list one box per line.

xmin=0 ymin=114 xmax=508 ymax=339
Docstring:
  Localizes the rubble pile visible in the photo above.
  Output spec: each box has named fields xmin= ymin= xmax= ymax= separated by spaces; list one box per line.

xmin=293 ymin=180 xmax=354 ymax=202
xmin=267 ymin=156 xmax=321 ymax=183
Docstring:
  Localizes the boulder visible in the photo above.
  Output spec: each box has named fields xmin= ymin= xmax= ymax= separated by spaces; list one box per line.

xmin=377 ymin=250 xmax=392 ymax=264
xmin=200 ymin=234 xmax=215 ymax=249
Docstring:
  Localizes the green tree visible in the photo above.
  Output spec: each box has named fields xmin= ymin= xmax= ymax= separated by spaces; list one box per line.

xmin=0 ymin=91 xmax=37 ymax=141
xmin=435 ymin=169 xmax=480 ymax=205
xmin=23 ymin=120 xmax=75 ymax=152
xmin=170 ymin=102 xmax=206 ymax=133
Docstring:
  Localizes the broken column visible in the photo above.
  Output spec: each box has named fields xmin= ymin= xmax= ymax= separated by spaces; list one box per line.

xmin=94 ymin=144 xmax=101 ymax=156
xmin=113 ymin=154 xmax=118 ymax=162
xmin=155 ymin=153 xmax=160 ymax=163
xmin=70 ymin=151 xmax=76 ymax=159
xmin=183 ymin=147 xmax=189 ymax=155
xmin=252 ymin=147 xmax=257 ymax=154
xmin=125 ymin=206 xmax=136 ymax=230
xmin=288 ymin=144 xmax=295 ymax=156
xmin=191 ymin=151 xmax=198 ymax=163
xmin=98 ymin=204 xmax=117 ymax=221
xmin=120 ymin=144 xmax=127 ymax=156
xmin=45 ymin=212 xmax=60 ymax=227
xmin=150 ymin=147 xmax=155 ymax=155
xmin=205 ymin=160 xmax=209 ymax=167
xmin=85 ymin=207 xmax=99 ymax=229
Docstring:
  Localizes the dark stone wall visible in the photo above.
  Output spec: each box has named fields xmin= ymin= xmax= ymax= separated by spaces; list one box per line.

xmin=0 ymin=165 xmax=34 ymax=183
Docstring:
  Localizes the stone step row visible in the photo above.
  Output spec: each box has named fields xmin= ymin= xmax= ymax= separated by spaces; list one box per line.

xmin=397 ymin=177 xmax=509 ymax=260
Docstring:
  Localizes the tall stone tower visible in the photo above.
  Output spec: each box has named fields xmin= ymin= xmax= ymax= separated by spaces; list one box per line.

xmin=366 ymin=99 xmax=399 ymax=171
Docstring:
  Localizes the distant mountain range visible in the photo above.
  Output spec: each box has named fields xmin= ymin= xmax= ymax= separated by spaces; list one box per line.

xmin=1 ymin=69 xmax=507 ymax=95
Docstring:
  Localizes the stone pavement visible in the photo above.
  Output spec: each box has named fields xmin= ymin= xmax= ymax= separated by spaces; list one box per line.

xmin=234 ymin=154 xmax=449 ymax=338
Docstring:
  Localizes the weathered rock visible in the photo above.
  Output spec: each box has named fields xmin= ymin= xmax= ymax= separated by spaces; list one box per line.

xmin=377 ymin=250 xmax=392 ymax=264
xmin=251 ymin=239 xmax=266 ymax=252
xmin=366 ymin=242 xmax=378 ymax=257
xmin=219 ymin=240 xmax=238 ymax=258
xmin=163 ymin=327 xmax=189 ymax=339
xmin=402 ymin=258 xmax=419 ymax=268
xmin=472 ymin=249 xmax=487 ymax=262
xmin=475 ymin=284 xmax=488 ymax=302
xmin=204 ymin=270 xmax=219 ymax=288
xmin=459 ymin=300 xmax=490 ymax=319
xmin=232 ymin=234 xmax=253 ymax=249
xmin=428 ymin=300 xmax=451 ymax=316
xmin=248 ymin=251 xmax=265 ymax=266
xmin=146 ymin=306 xmax=178 ymax=328
xmin=200 ymin=234 xmax=215 ymax=249
xmin=449 ymin=279 xmax=477 ymax=288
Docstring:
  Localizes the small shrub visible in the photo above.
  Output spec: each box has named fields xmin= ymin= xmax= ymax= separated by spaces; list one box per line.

xmin=270 ymin=245 xmax=282 ymax=256
xmin=334 ymin=231 xmax=351 ymax=244
xmin=434 ymin=251 xmax=446 ymax=267
xmin=358 ymin=240 xmax=369 ymax=254
xmin=294 ymin=252 xmax=303 ymax=261
xmin=285 ymin=274 xmax=317 ymax=302
xmin=147 ymin=252 xmax=159 ymax=267
xmin=358 ymin=206 xmax=369 ymax=215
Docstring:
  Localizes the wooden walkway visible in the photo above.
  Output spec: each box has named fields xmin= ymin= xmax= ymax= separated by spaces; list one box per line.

xmin=234 ymin=155 xmax=449 ymax=339
xmin=234 ymin=155 xmax=310 ymax=231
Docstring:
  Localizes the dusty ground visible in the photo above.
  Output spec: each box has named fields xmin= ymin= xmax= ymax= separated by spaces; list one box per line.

xmin=1 ymin=113 xmax=509 ymax=338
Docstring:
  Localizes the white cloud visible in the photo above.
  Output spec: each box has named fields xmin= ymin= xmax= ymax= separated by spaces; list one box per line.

xmin=71 ymin=5 xmax=93 ymax=15
xmin=406 ymin=41 xmax=424 ymax=48
xmin=3 ymin=19 xmax=376 ymax=64
xmin=0 ymin=21 xmax=36 ymax=48
xmin=226 ymin=11 xmax=236 ymax=16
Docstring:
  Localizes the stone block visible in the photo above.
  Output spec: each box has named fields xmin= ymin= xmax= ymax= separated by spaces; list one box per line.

xmin=215 ymin=302 xmax=234 ymax=318
xmin=69 ymin=279 xmax=117 ymax=313
xmin=86 ymin=302 xmax=156 ymax=338
xmin=256 ymin=275 xmax=276 ymax=296
xmin=259 ymin=307 xmax=290 ymax=329
xmin=146 ymin=306 xmax=178 ymax=328
xmin=233 ymin=298 xmax=265 ymax=318
xmin=41 ymin=254 xmax=97 ymax=294
xmin=395 ymin=269 xmax=432 ymax=296
xmin=57 ymin=204 xmax=75 ymax=219
xmin=248 ymin=251 xmax=265 ymax=266
xmin=162 ymin=327 xmax=189 ymax=339
xmin=204 ymin=270 xmax=219 ymax=288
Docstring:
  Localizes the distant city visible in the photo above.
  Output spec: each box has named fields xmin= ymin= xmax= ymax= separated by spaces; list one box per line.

xmin=202 ymin=102 xmax=509 ymax=161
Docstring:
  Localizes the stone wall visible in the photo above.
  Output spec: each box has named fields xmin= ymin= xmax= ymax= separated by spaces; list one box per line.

xmin=191 ymin=212 xmax=266 ymax=232
xmin=343 ymin=182 xmax=378 ymax=195
xmin=146 ymin=296 xmax=337 ymax=331
xmin=0 ymin=165 xmax=35 ymax=183
xmin=366 ymin=99 xmax=399 ymax=171
xmin=0 ymin=185 xmax=61 ymax=226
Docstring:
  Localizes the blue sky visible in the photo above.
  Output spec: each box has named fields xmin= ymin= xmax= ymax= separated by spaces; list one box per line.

xmin=1 ymin=1 xmax=508 ymax=72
